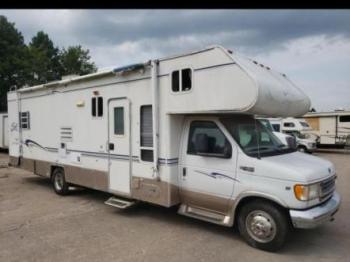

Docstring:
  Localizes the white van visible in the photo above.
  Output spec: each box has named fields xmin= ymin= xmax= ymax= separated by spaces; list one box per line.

xmin=269 ymin=118 xmax=317 ymax=153
xmin=7 ymin=45 xmax=340 ymax=251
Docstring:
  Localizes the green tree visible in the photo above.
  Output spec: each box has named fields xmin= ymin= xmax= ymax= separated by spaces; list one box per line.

xmin=59 ymin=45 xmax=97 ymax=76
xmin=27 ymin=31 xmax=62 ymax=85
xmin=0 ymin=15 xmax=29 ymax=111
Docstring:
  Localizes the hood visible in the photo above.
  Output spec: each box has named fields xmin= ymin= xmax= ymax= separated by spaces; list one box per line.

xmin=250 ymin=152 xmax=335 ymax=183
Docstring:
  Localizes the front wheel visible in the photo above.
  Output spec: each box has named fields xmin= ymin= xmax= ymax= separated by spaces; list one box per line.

xmin=237 ymin=200 xmax=290 ymax=252
xmin=297 ymin=146 xmax=307 ymax=153
xmin=52 ymin=168 xmax=70 ymax=195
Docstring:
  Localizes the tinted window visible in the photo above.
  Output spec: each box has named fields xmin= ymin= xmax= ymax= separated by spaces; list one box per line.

xmin=92 ymin=96 xmax=103 ymax=117
xmin=172 ymin=71 xmax=179 ymax=92
xmin=283 ymin=122 xmax=295 ymax=127
xmin=187 ymin=121 xmax=231 ymax=158
xmin=300 ymin=121 xmax=309 ymax=127
xmin=340 ymin=115 xmax=350 ymax=122
xmin=272 ymin=124 xmax=280 ymax=132
xmin=114 ymin=107 xmax=124 ymax=135
xmin=182 ymin=69 xmax=192 ymax=91
xmin=97 ymin=97 xmax=103 ymax=117
xmin=92 ymin=97 xmax=96 ymax=116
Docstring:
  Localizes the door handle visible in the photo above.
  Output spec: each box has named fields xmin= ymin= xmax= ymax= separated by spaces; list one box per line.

xmin=182 ymin=167 xmax=187 ymax=177
xmin=109 ymin=143 xmax=114 ymax=151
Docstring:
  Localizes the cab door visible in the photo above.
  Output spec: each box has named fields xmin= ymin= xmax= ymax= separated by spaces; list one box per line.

xmin=179 ymin=119 xmax=237 ymax=214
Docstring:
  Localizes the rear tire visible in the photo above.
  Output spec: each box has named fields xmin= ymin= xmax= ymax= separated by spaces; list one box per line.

xmin=237 ymin=200 xmax=290 ymax=252
xmin=52 ymin=168 xmax=69 ymax=195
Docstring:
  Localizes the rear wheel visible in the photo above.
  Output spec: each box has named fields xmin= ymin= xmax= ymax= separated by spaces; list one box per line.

xmin=52 ymin=168 xmax=69 ymax=195
xmin=237 ymin=200 xmax=290 ymax=252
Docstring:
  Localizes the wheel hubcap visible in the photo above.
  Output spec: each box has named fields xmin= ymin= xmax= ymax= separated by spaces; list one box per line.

xmin=246 ymin=210 xmax=276 ymax=243
xmin=54 ymin=173 xmax=64 ymax=190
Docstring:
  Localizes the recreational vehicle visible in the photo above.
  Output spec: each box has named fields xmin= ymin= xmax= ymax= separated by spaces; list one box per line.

xmin=0 ymin=112 xmax=9 ymax=149
xmin=7 ymin=46 xmax=340 ymax=251
xmin=304 ymin=110 xmax=350 ymax=147
xmin=266 ymin=118 xmax=317 ymax=153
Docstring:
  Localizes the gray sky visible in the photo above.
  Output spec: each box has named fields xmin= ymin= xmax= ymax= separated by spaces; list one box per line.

xmin=1 ymin=9 xmax=350 ymax=112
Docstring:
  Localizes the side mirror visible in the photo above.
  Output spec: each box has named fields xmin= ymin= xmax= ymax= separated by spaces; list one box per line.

xmin=195 ymin=133 xmax=209 ymax=153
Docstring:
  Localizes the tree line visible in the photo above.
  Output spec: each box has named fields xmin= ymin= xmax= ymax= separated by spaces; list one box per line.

xmin=0 ymin=15 xmax=97 ymax=111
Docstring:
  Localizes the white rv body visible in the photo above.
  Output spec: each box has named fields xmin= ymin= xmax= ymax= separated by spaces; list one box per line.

xmin=304 ymin=111 xmax=350 ymax=146
xmin=7 ymin=46 xmax=340 ymax=251
xmin=0 ymin=113 xmax=9 ymax=149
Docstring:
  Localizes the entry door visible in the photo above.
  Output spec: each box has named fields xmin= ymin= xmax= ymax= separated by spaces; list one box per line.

xmin=179 ymin=120 xmax=237 ymax=214
xmin=108 ymin=99 xmax=131 ymax=195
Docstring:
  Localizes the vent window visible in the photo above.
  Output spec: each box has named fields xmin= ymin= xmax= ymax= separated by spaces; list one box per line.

xmin=92 ymin=96 xmax=103 ymax=117
xmin=140 ymin=105 xmax=153 ymax=162
xmin=171 ymin=68 xmax=192 ymax=93
xmin=19 ymin=111 xmax=30 ymax=129
xmin=60 ymin=127 xmax=73 ymax=142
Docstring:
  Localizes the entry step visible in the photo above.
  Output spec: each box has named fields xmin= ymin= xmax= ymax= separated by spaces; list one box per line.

xmin=105 ymin=196 xmax=136 ymax=209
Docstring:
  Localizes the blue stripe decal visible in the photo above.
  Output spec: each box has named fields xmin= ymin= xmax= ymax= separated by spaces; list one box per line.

xmin=23 ymin=139 xmax=178 ymax=165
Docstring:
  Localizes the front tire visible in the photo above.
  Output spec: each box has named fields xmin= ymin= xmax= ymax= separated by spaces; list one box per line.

xmin=52 ymin=168 xmax=70 ymax=195
xmin=297 ymin=146 xmax=307 ymax=153
xmin=237 ymin=200 xmax=290 ymax=252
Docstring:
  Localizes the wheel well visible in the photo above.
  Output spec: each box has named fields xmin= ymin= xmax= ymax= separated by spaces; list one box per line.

xmin=233 ymin=196 xmax=290 ymax=227
xmin=297 ymin=145 xmax=307 ymax=149
xmin=50 ymin=165 xmax=64 ymax=179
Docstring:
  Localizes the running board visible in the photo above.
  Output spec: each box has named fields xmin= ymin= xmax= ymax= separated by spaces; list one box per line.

xmin=178 ymin=204 xmax=232 ymax=227
xmin=105 ymin=196 xmax=136 ymax=209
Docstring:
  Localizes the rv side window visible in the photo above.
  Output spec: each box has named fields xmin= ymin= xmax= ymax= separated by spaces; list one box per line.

xmin=182 ymin=69 xmax=192 ymax=91
xmin=19 ymin=111 xmax=30 ymax=129
xmin=92 ymin=96 xmax=103 ymax=117
xmin=92 ymin=97 xmax=96 ymax=116
xmin=97 ymin=97 xmax=103 ymax=117
xmin=283 ymin=122 xmax=295 ymax=127
xmin=172 ymin=71 xmax=180 ymax=92
xmin=187 ymin=121 xmax=231 ymax=158
xmin=114 ymin=107 xmax=124 ymax=135
xmin=171 ymin=68 xmax=192 ymax=93
xmin=140 ymin=105 xmax=153 ymax=162
xmin=340 ymin=115 xmax=350 ymax=122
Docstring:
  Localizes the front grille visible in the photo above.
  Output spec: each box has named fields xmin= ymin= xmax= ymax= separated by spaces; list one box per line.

xmin=320 ymin=176 xmax=335 ymax=199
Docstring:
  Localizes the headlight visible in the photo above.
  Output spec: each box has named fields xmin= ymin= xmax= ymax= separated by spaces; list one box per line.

xmin=294 ymin=183 xmax=320 ymax=201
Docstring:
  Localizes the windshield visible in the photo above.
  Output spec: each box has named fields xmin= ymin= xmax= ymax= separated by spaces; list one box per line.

xmin=221 ymin=116 xmax=296 ymax=158
xmin=299 ymin=121 xmax=310 ymax=128
xmin=257 ymin=119 xmax=274 ymax=132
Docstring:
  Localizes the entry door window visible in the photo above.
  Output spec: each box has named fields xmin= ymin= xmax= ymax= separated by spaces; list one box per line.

xmin=114 ymin=107 xmax=124 ymax=135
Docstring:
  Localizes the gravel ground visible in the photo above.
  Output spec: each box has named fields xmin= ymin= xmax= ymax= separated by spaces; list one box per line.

xmin=0 ymin=152 xmax=349 ymax=262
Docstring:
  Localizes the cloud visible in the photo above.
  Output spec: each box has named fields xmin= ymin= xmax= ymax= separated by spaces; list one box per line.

xmin=1 ymin=9 xmax=350 ymax=111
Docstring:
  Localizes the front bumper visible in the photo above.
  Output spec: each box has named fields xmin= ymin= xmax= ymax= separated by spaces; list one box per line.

xmin=289 ymin=192 xmax=341 ymax=229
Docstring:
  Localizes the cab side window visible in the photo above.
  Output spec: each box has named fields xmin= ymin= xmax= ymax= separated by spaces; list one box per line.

xmin=187 ymin=121 xmax=231 ymax=158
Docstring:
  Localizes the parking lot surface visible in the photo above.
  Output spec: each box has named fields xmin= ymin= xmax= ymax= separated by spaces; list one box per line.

xmin=0 ymin=152 xmax=349 ymax=262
